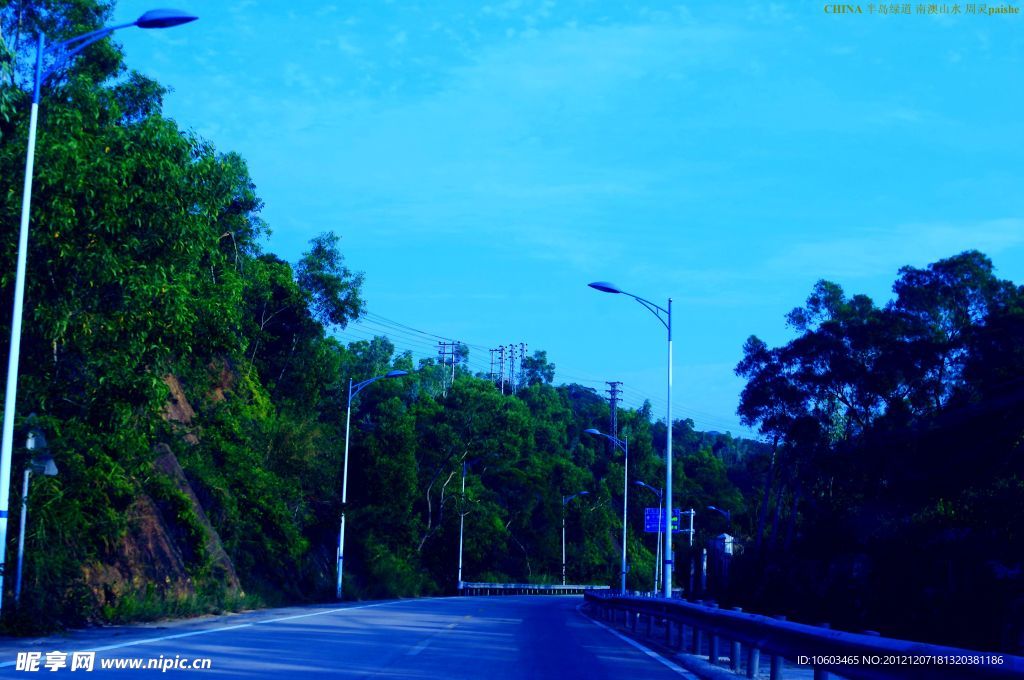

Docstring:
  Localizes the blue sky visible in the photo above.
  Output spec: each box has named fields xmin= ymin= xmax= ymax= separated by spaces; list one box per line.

xmin=112 ymin=1 xmax=1023 ymax=438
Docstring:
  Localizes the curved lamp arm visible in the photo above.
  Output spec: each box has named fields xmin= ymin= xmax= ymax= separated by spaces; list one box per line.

xmin=588 ymin=282 xmax=670 ymax=332
xmin=35 ymin=10 xmax=197 ymax=96
xmin=583 ymin=427 xmax=627 ymax=453
xmin=633 ymin=480 xmax=662 ymax=500
xmin=562 ymin=490 xmax=590 ymax=506
xmin=350 ymin=369 xmax=410 ymax=400
xmin=708 ymin=505 xmax=731 ymax=521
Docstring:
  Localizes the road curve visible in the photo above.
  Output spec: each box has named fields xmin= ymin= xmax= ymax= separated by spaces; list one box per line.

xmin=0 ymin=596 xmax=697 ymax=678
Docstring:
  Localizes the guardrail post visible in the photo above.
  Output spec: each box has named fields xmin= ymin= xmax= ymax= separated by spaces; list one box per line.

xmin=747 ymin=648 xmax=760 ymax=679
xmin=631 ymin=610 xmax=638 ymax=632
xmin=690 ymin=601 xmax=702 ymax=654
xmin=814 ymin=624 xmax=831 ymax=680
xmin=770 ymin=615 xmax=786 ymax=680
xmin=646 ymin=612 xmax=653 ymax=637
xmin=664 ymin=617 xmax=672 ymax=645
xmin=708 ymin=602 xmax=719 ymax=665
xmin=731 ymin=608 xmax=743 ymax=672
xmin=677 ymin=621 xmax=687 ymax=651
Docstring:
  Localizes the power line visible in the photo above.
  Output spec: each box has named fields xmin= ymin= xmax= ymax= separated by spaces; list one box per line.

xmin=336 ymin=311 xmax=758 ymax=437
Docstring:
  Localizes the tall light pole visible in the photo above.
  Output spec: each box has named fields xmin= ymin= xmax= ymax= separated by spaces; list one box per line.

xmin=15 ymin=423 xmax=58 ymax=605
xmin=561 ymin=490 xmax=589 ymax=586
xmin=456 ymin=458 xmax=474 ymax=591
xmin=634 ymin=480 xmax=662 ymax=596
xmin=458 ymin=460 xmax=466 ymax=590
xmin=589 ymin=281 xmax=673 ymax=596
xmin=585 ymin=428 xmax=628 ymax=593
xmin=0 ymin=8 xmax=198 ymax=618
xmin=337 ymin=369 xmax=409 ymax=599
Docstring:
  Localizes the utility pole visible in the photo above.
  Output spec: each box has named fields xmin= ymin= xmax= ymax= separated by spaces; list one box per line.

xmin=489 ymin=348 xmax=501 ymax=386
xmin=519 ymin=342 xmax=527 ymax=390
xmin=507 ymin=343 xmax=517 ymax=392
xmin=437 ymin=342 xmax=452 ymax=394
xmin=606 ymin=381 xmax=622 ymax=440
xmin=438 ymin=341 xmax=463 ymax=394
xmin=452 ymin=342 xmax=460 ymax=386
xmin=498 ymin=346 xmax=506 ymax=394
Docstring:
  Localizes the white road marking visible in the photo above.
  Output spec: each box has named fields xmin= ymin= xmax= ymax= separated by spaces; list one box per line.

xmin=0 ymin=599 xmax=461 ymax=667
xmin=406 ymin=619 xmax=459 ymax=655
xmin=405 ymin=614 xmax=462 ymax=655
xmin=578 ymin=605 xmax=699 ymax=678
xmin=406 ymin=639 xmax=432 ymax=656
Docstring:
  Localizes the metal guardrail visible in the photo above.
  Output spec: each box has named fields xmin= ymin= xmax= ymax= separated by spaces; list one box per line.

xmin=584 ymin=592 xmax=1024 ymax=679
xmin=459 ymin=582 xmax=611 ymax=596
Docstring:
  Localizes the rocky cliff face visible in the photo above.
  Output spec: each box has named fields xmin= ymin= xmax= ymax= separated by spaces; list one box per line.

xmin=80 ymin=375 xmax=241 ymax=619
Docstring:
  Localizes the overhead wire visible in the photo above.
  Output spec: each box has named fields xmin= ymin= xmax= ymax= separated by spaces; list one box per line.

xmin=333 ymin=310 xmax=760 ymax=438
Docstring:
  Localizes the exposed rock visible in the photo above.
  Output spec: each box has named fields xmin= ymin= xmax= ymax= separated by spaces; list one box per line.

xmin=153 ymin=443 xmax=241 ymax=593
xmin=207 ymin=359 xmax=237 ymax=403
xmin=82 ymin=492 xmax=193 ymax=612
xmin=163 ymin=374 xmax=198 ymax=444
xmin=81 ymin=374 xmax=245 ymax=618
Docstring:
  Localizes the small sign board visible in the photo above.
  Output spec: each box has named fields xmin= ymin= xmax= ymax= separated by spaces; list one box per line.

xmin=644 ymin=508 xmax=685 ymax=533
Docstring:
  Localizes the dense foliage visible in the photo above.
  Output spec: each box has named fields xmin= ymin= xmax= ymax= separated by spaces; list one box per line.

xmin=733 ymin=251 xmax=1024 ymax=652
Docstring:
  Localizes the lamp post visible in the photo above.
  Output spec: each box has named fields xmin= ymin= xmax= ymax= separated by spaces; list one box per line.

xmin=584 ymin=428 xmax=628 ymax=593
xmin=561 ymin=490 xmax=589 ymax=586
xmin=0 ymin=8 xmax=198 ymax=618
xmin=456 ymin=458 xmax=475 ymax=591
xmin=337 ymin=369 xmax=409 ymax=599
xmin=458 ymin=460 xmax=466 ymax=590
xmin=15 ymin=423 xmax=58 ymax=606
xmin=589 ymin=281 xmax=673 ymax=596
xmin=634 ymin=480 xmax=663 ymax=596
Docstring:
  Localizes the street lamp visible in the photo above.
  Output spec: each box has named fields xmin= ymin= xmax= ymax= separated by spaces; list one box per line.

xmin=584 ymin=428 xmax=628 ymax=593
xmin=707 ymin=505 xmax=732 ymax=524
xmin=0 ymin=7 xmax=198 ymax=618
xmin=589 ymin=281 xmax=673 ymax=596
xmin=561 ymin=490 xmax=589 ymax=586
xmin=634 ymin=480 xmax=663 ymax=596
xmin=337 ymin=369 xmax=409 ymax=599
xmin=15 ymin=422 xmax=58 ymax=605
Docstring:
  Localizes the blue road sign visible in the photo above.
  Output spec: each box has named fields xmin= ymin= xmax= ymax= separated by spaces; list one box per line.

xmin=644 ymin=508 xmax=684 ymax=533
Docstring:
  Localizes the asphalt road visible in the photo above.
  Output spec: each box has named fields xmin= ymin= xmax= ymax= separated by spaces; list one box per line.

xmin=0 ymin=596 xmax=698 ymax=678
